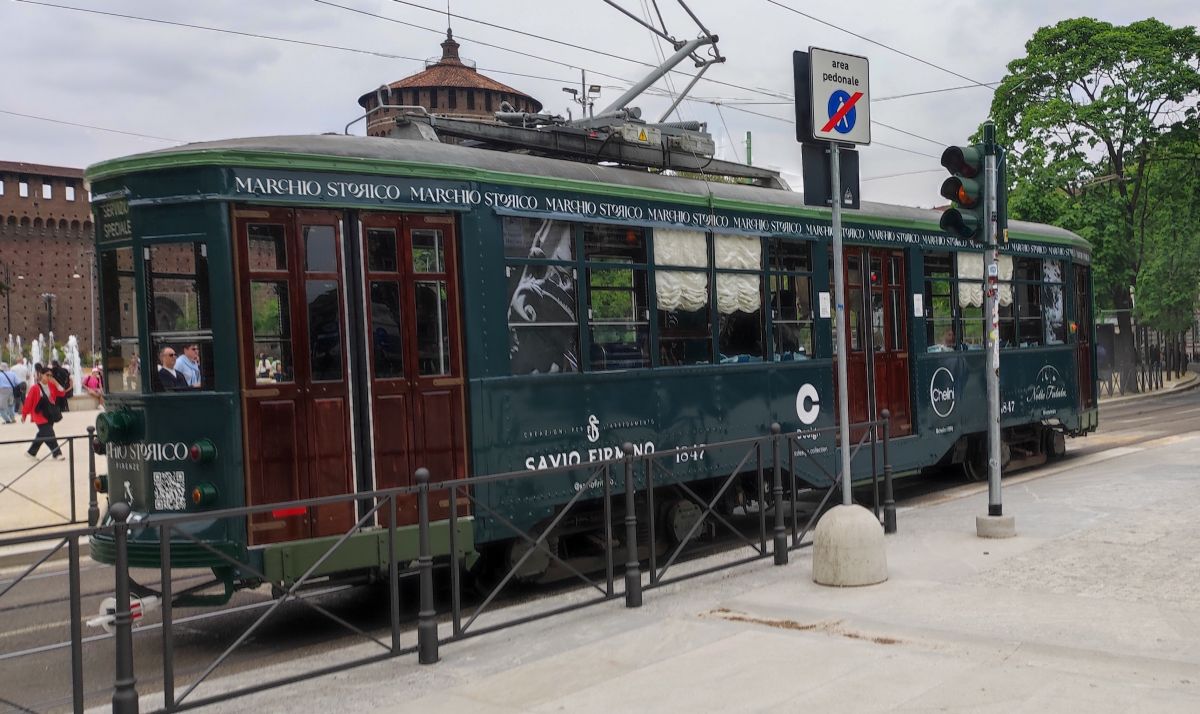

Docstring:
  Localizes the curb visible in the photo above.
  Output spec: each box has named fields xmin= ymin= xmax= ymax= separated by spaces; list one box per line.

xmin=1098 ymin=371 xmax=1199 ymax=407
xmin=0 ymin=534 xmax=91 ymax=570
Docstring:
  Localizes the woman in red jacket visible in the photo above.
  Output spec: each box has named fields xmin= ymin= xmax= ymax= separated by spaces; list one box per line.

xmin=21 ymin=364 xmax=65 ymax=460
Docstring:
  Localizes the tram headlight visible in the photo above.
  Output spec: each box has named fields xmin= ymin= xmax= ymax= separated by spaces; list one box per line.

xmin=191 ymin=482 xmax=219 ymax=508
xmin=189 ymin=439 xmax=218 ymax=464
xmin=95 ymin=409 xmax=137 ymax=445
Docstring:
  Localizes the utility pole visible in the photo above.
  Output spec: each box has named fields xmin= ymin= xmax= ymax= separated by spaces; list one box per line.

xmin=745 ymin=131 xmax=752 ymax=166
xmin=562 ymin=70 xmax=601 ymax=120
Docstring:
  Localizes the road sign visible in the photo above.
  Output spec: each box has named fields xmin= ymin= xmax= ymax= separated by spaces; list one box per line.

xmin=801 ymin=143 xmax=860 ymax=209
xmin=809 ymin=47 xmax=871 ymax=145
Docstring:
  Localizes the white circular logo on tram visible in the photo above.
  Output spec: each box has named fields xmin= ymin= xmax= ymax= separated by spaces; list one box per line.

xmin=930 ymin=367 xmax=956 ymax=418
xmin=795 ymin=383 xmax=821 ymax=425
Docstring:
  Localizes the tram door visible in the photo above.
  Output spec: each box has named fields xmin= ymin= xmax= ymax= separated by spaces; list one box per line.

xmin=360 ymin=213 xmax=467 ymax=526
xmin=1074 ymin=265 xmax=1095 ymax=409
xmin=836 ymin=248 xmax=912 ymax=437
xmin=236 ymin=208 xmax=356 ymax=545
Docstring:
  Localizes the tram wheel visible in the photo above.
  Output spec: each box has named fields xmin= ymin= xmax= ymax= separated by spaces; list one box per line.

xmin=961 ymin=438 xmax=1010 ymax=481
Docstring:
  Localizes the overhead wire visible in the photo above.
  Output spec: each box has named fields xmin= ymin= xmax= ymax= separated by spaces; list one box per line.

xmin=762 ymin=0 xmax=992 ymax=89
xmin=13 ymin=0 xmax=948 ymax=161
xmin=0 ymin=109 xmax=184 ymax=144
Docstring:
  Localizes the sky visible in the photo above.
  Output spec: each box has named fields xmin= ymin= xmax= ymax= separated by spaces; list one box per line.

xmin=2 ymin=0 xmax=1197 ymax=208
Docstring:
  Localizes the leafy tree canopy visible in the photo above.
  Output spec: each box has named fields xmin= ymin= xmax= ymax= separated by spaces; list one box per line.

xmin=986 ymin=17 xmax=1200 ymax=335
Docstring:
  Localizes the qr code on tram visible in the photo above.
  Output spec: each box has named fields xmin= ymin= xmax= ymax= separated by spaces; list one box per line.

xmin=153 ymin=471 xmax=187 ymax=511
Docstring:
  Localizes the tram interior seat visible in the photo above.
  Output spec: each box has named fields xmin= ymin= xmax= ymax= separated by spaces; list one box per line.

xmin=590 ymin=342 xmax=648 ymax=370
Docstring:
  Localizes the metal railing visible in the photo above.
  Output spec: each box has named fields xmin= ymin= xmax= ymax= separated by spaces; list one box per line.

xmin=0 ymin=418 xmax=894 ymax=713
xmin=0 ymin=426 xmax=101 ymax=536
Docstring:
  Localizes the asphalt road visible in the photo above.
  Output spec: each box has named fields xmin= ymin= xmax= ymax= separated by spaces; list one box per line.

xmin=2 ymin=385 xmax=1198 ymax=713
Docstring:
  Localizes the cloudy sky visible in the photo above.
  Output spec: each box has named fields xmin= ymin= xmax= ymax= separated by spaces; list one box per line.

xmin=2 ymin=0 xmax=1197 ymax=207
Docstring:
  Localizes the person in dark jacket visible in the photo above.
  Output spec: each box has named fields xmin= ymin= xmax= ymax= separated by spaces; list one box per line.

xmin=154 ymin=346 xmax=190 ymax=391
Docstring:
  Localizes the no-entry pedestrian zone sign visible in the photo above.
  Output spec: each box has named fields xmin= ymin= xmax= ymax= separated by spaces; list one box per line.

xmin=809 ymin=47 xmax=871 ymax=145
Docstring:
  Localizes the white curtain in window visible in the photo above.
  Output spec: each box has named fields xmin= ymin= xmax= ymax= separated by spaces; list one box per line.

xmin=957 ymin=253 xmax=1013 ymax=307
xmin=715 ymin=234 xmax=760 ymax=269
xmin=714 ymin=235 xmax=762 ymax=315
xmin=655 ymin=229 xmax=708 ymax=312
xmin=716 ymin=274 xmax=761 ymax=314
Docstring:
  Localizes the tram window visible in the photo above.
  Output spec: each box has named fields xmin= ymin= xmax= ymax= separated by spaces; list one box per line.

xmin=658 ymin=293 xmax=712 ymax=365
xmin=1013 ymin=257 xmax=1043 ymax=347
xmin=768 ymin=239 xmax=814 ymax=361
xmin=584 ymin=225 xmax=647 ymax=264
xmin=101 ymin=248 xmax=141 ymax=394
xmin=306 ymin=280 xmax=343 ymax=380
xmin=503 ymin=217 xmax=573 ymax=261
xmin=1017 ymin=283 xmax=1043 ymax=347
xmin=961 ymin=303 xmax=984 ymax=349
xmin=145 ymin=243 xmax=214 ymax=390
xmin=247 ymin=224 xmax=287 ymax=271
xmin=871 ymin=292 xmax=886 ymax=351
xmin=507 ymin=265 xmax=580 ymax=375
xmin=923 ymin=253 xmax=955 ymax=351
xmin=770 ymin=239 xmax=811 ymax=272
xmin=654 ymin=229 xmax=711 ymax=365
xmin=848 ymin=288 xmax=864 ymax=352
xmin=370 ymin=281 xmax=404 ymax=378
xmin=415 ymin=281 xmax=452 ymax=375
xmin=888 ymin=290 xmax=905 ymax=351
xmin=588 ymin=267 xmax=649 ymax=371
xmin=412 ymin=230 xmax=445 ymax=273
xmin=1042 ymin=260 xmax=1066 ymax=344
xmin=304 ymin=226 xmax=337 ymax=273
xmin=999 ymin=301 xmax=1016 ymax=348
xmin=251 ymin=281 xmax=294 ymax=383
xmin=715 ymin=235 xmax=764 ymax=363
xmin=770 ymin=274 xmax=813 ymax=361
xmin=367 ymin=228 xmax=398 ymax=272
xmin=717 ymin=274 xmax=764 ymax=362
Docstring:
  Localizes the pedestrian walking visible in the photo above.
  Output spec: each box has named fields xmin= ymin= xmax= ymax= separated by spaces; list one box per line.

xmin=21 ymin=364 xmax=65 ymax=460
xmin=10 ymin=358 xmax=30 ymax=387
xmin=0 ymin=362 xmax=18 ymax=424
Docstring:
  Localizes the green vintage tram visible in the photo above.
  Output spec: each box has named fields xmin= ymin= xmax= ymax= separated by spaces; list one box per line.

xmin=85 ymin=134 xmax=1096 ymax=595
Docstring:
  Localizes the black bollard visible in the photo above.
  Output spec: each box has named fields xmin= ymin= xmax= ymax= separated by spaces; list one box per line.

xmin=415 ymin=468 xmax=439 ymax=664
xmin=86 ymin=426 xmax=99 ymax=528
xmin=110 ymin=502 xmax=139 ymax=714
xmin=771 ymin=423 xmax=788 ymax=565
xmin=881 ymin=410 xmax=896 ymax=534
xmin=622 ymin=442 xmax=642 ymax=608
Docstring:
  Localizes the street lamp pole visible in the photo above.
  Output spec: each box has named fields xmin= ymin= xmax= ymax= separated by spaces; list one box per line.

xmin=2 ymin=262 xmax=10 ymax=337
xmin=41 ymin=292 xmax=56 ymax=336
xmin=72 ymin=253 xmax=96 ymax=361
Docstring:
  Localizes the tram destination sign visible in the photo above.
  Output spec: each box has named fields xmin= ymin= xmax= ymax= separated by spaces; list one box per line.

xmin=808 ymin=47 xmax=871 ymax=145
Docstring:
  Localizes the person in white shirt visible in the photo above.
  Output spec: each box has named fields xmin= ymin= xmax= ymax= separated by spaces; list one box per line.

xmin=174 ymin=343 xmax=202 ymax=388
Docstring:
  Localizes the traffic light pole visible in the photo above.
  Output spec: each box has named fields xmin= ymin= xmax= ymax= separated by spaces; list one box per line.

xmin=830 ymin=142 xmax=853 ymax=506
xmin=983 ymin=122 xmax=1004 ymax=519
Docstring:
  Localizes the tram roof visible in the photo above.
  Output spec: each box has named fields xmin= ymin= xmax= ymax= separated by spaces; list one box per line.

xmin=87 ymin=134 xmax=1090 ymax=251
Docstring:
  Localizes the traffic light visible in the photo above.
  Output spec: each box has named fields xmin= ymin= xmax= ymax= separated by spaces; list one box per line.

xmin=938 ymin=145 xmax=985 ymax=240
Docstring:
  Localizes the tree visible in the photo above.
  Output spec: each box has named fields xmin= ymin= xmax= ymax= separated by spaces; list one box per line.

xmin=1127 ymin=123 xmax=1200 ymax=335
xmin=987 ymin=18 xmax=1200 ymax=373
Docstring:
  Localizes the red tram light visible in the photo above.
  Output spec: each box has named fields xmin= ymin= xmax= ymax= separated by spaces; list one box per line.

xmin=189 ymin=438 xmax=218 ymax=463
